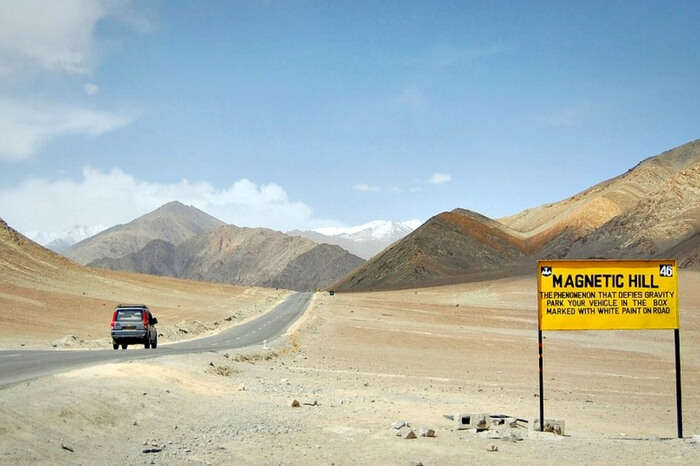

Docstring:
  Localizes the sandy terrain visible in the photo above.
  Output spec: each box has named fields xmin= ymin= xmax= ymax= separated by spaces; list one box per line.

xmin=1 ymin=272 xmax=699 ymax=465
xmin=0 ymin=266 xmax=292 ymax=349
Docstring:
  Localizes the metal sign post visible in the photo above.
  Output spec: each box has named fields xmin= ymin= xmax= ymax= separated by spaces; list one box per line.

xmin=537 ymin=259 xmax=682 ymax=438
xmin=538 ymin=329 xmax=544 ymax=432
xmin=674 ymin=329 xmax=683 ymax=438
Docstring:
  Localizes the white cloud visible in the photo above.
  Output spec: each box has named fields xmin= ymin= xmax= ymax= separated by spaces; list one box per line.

xmin=428 ymin=172 xmax=452 ymax=184
xmin=0 ymin=167 xmax=317 ymax=239
xmin=0 ymin=99 xmax=131 ymax=161
xmin=28 ymin=224 xmax=107 ymax=247
xmin=352 ymin=184 xmax=381 ymax=192
xmin=83 ymin=82 xmax=99 ymax=95
xmin=0 ymin=0 xmax=140 ymax=75
xmin=0 ymin=1 xmax=143 ymax=161
xmin=401 ymin=219 xmax=423 ymax=230
xmin=409 ymin=187 xmax=424 ymax=193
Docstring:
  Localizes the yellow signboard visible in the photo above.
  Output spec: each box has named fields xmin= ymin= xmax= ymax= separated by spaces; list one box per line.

xmin=538 ymin=260 xmax=678 ymax=330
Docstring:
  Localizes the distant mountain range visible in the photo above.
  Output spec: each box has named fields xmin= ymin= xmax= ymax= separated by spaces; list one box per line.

xmin=334 ymin=139 xmax=700 ymax=291
xmin=89 ymin=225 xmax=364 ymax=291
xmin=288 ymin=220 xmax=418 ymax=259
xmin=65 ymin=201 xmax=225 ymax=265
xmin=64 ymin=202 xmax=364 ymax=291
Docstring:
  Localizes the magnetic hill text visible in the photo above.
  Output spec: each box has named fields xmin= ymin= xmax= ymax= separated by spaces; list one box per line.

xmin=551 ymin=273 xmax=659 ymax=289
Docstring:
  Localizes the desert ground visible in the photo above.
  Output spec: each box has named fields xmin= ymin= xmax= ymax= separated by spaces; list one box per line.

xmin=0 ymin=265 xmax=292 ymax=349
xmin=1 ymin=272 xmax=699 ymax=465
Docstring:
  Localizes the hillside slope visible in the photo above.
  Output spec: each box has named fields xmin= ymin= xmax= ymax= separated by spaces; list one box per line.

xmin=566 ymin=160 xmax=700 ymax=266
xmin=65 ymin=201 xmax=224 ymax=265
xmin=501 ymin=139 xmax=700 ymax=256
xmin=335 ymin=139 xmax=700 ymax=291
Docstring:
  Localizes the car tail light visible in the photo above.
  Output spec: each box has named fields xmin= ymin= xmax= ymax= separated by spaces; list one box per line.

xmin=143 ymin=311 xmax=149 ymax=328
xmin=110 ymin=310 xmax=118 ymax=329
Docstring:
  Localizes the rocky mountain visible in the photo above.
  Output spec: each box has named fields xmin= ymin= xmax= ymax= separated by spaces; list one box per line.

xmin=334 ymin=139 xmax=700 ymax=291
xmin=565 ymin=159 xmax=700 ymax=266
xmin=90 ymin=225 xmax=365 ymax=291
xmin=65 ymin=201 xmax=225 ymax=265
xmin=289 ymin=220 xmax=417 ymax=259
xmin=332 ymin=209 xmax=532 ymax=291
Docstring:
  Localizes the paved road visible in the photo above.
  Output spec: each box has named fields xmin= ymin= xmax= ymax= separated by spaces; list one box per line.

xmin=0 ymin=292 xmax=313 ymax=389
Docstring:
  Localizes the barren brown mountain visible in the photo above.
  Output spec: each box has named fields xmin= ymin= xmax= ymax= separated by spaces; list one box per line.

xmin=65 ymin=201 xmax=225 ymax=265
xmin=90 ymin=225 xmax=365 ymax=291
xmin=335 ymin=139 xmax=700 ymax=291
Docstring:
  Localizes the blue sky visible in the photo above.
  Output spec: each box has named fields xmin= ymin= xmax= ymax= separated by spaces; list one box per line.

xmin=0 ymin=1 xmax=699 ymax=242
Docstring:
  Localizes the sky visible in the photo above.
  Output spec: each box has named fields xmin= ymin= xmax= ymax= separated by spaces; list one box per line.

xmin=1 ymin=0 xmax=699 ymax=243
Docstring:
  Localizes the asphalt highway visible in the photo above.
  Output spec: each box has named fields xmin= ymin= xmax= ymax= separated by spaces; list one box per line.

xmin=0 ymin=291 xmax=313 ymax=389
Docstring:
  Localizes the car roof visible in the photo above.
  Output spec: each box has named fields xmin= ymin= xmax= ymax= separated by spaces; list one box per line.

xmin=115 ymin=304 xmax=149 ymax=309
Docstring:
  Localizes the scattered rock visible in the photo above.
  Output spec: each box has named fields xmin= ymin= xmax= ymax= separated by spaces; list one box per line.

xmin=209 ymin=362 xmax=215 ymax=367
xmin=215 ymin=366 xmax=233 ymax=376
xmin=290 ymin=399 xmax=300 ymax=408
xmin=532 ymin=419 xmax=565 ymax=435
xmin=61 ymin=444 xmax=74 ymax=453
xmin=690 ymin=434 xmax=700 ymax=444
xmin=133 ymin=421 xmax=138 ymax=426
xmin=303 ymin=400 xmax=319 ymax=406
xmin=392 ymin=420 xmax=406 ymax=430
xmin=487 ymin=444 xmax=498 ymax=452
xmin=404 ymin=430 xmax=417 ymax=440
xmin=419 ymin=428 xmax=436 ymax=438
xmin=143 ymin=447 xmax=163 ymax=454
xmin=238 ymin=383 xmax=246 ymax=391
xmin=410 ymin=462 xmax=424 ymax=466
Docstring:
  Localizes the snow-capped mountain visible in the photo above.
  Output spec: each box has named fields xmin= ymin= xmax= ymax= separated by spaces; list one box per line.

xmin=27 ymin=224 xmax=106 ymax=253
xmin=288 ymin=219 xmax=422 ymax=259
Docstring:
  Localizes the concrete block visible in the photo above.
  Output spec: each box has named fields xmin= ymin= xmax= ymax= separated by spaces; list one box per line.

xmin=453 ymin=413 xmax=490 ymax=430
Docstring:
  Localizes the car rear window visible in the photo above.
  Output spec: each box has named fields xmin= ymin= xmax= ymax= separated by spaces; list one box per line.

xmin=116 ymin=309 xmax=143 ymax=321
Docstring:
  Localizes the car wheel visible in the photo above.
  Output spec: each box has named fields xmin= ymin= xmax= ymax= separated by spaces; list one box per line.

xmin=144 ymin=341 xmax=150 ymax=349
xmin=121 ymin=344 xmax=127 ymax=350
xmin=113 ymin=342 xmax=119 ymax=350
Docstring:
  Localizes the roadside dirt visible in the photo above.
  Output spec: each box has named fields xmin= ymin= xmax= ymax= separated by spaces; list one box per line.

xmin=1 ymin=272 xmax=699 ymax=465
xmin=0 ymin=267 xmax=292 ymax=350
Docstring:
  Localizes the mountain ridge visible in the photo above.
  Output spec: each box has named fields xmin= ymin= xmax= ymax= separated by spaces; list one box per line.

xmin=90 ymin=224 xmax=365 ymax=291
xmin=334 ymin=139 xmax=700 ymax=292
